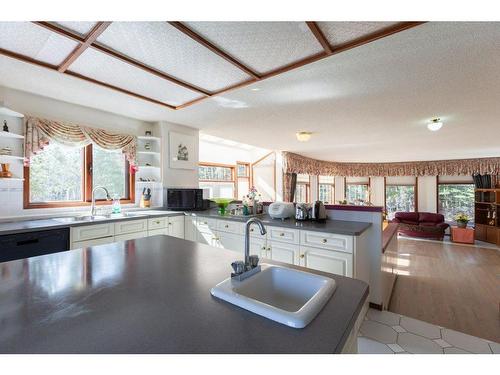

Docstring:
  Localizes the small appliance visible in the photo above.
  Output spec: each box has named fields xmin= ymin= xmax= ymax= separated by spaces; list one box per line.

xmin=268 ymin=202 xmax=295 ymax=220
xmin=311 ymin=200 xmax=327 ymax=222
xmin=165 ymin=188 xmax=208 ymax=211
xmin=295 ymin=203 xmax=310 ymax=221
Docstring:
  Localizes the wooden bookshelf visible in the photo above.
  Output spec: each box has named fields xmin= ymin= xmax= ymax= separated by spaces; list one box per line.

xmin=474 ymin=188 xmax=500 ymax=245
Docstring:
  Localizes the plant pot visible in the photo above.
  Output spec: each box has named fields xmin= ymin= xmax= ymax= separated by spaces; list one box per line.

xmin=457 ymin=221 xmax=468 ymax=228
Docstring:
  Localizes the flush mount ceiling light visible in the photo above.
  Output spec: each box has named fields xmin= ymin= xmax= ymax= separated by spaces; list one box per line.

xmin=250 ymin=87 xmax=261 ymax=91
xmin=296 ymin=131 xmax=313 ymax=142
xmin=427 ymin=118 xmax=443 ymax=131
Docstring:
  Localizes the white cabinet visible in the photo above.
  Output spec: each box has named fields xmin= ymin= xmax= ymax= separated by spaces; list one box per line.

xmin=115 ymin=231 xmax=148 ymax=242
xmin=299 ymin=245 xmax=353 ymax=277
xmin=217 ymin=220 xmax=243 ymax=234
xmin=268 ymin=227 xmax=300 ymax=245
xmin=217 ymin=231 xmax=244 ymax=253
xmin=71 ymin=223 xmax=114 ymax=242
xmin=249 ymin=237 xmax=267 ymax=258
xmin=167 ymin=215 xmax=184 ymax=239
xmin=300 ymin=230 xmax=353 ymax=254
xmin=148 ymin=228 xmax=168 ymax=237
xmin=148 ymin=217 xmax=167 ymax=230
xmin=268 ymin=240 xmax=300 ymax=265
xmin=71 ymin=236 xmax=114 ymax=250
xmin=115 ymin=219 xmax=148 ymax=235
xmin=184 ymin=216 xmax=197 ymax=241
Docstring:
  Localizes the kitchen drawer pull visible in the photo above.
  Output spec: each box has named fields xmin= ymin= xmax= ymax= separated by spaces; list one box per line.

xmin=267 ymin=247 xmax=271 ymax=251
xmin=279 ymin=233 xmax=285 ymax=237
xmin=322 ymin=239 xmax=327 ymax=243
xmin=224 ymin=224 xmax=229 ymax=228
xmin=300 ymin=254 xmax=305 ymax=258
xmin=250 ymin=228 xmax=254 ymax=232
xmin=168 ymin=222 xmax=172 ymax=225
xmin=17 ymin=238 xmax=39 ymax=246
xmin=155 ymin=220 xmax=161 ymax=224
xmin=203 ymin=221 xmax=208 ymax=225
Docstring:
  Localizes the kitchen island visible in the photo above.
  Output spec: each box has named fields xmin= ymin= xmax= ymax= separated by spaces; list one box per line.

xmin=0 ymin=235 xmax=368 ymax=353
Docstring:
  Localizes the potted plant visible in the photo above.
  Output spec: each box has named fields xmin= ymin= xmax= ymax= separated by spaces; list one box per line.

xmin=454 ymin=213 xmax=470 ymax=228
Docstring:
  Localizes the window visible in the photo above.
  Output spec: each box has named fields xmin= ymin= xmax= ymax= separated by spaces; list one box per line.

xmin=295 ymin=174 xmax=310 ymax=203
xmin=438 ymin=183 xmax=475 ymax=224
xmin=25 ymin=143 xmax=133 ymax=208
xmin=385 ymin=185 xmax=416 ymax=220
xmin=198 ymin=163 xmax=235 ymax=199
xmin=318 ymin=175 xmax=335 ymax=204
xmin=236 ymin=162 xmax=250 ymax=199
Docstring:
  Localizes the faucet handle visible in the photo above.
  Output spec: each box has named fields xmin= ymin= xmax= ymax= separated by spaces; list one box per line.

xmin=248 ymin=255 xmax=259 ymax=268
xmin=231 ymin=261 xmax=245 ymax=275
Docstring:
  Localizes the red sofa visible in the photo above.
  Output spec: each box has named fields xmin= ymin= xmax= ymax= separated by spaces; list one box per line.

xmin=391 ymin=212 xmax=449 ymax=240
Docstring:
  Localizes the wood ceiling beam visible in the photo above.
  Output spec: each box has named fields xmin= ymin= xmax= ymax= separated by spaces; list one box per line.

xmin=58 ymin=22 xmax=111 ymax=73
xmin=168 ymin=21 xmax=261 ymax=80
xmin=0 ymin=47 xmax=176 ymax=110
xmin=306 ymin=22 xmax=332 ymax=54
xmin=32 ymin=21 xmax=85 ymax=43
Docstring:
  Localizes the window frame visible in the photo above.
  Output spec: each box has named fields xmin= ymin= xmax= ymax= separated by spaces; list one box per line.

xmin=23 ymin=144 xmax=135 ymax=209
xmin=384 ymin=178 xmax=418 ymax=219
xmin=436 ymin=178 xmax=475 ymax=223
xmin=295 ymin=174 xmax=311 ymax=203
xmin=198 ymin=162 xmax=236 ymax=199
xmin=344 ymin=177 xmax=371 ymax=203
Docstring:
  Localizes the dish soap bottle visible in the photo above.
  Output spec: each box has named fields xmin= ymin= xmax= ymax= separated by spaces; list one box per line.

xmin=112 ymin=195 xmax=121 ymax=214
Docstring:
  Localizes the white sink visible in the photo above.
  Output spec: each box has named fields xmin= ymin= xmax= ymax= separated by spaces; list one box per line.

xmin=211 ymin=264 xmax=336 ymax=328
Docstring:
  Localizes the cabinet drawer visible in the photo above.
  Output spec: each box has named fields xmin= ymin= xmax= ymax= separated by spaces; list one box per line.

xmin=114 ymin=219 xmax=148 ymax=235
xmin=71 ymin=223 xmax=114 ymax=242
xmin=217 ymin=220 xmax=243 ymax=234
xmin=115 ymin=231 xmax=147 ymax=242
xmin=249 ymin=224 xmax=267 ymax=239
xmin=299 ymin=245 xmax=353 ymax=277
xmin=148 ymin=228 xmax=168 ymax=237
xmin=300 ymin=231 xmax=353 ymax=253
xmin=71 ymin=236 xmax=113 ymax=250
xmin=196 ymin=217 xmax=217 ymax=232
xmin=148 ymin=217 xmax=167 ymax=230
xmin=268 ymin=227 xmax=300 ymax=245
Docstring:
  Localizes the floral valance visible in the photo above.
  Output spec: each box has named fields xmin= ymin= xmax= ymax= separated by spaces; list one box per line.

xmin=24 ymin=116 xmax=137 ymax=167
xmin=282 ymin=151 xmax=500 ymax=177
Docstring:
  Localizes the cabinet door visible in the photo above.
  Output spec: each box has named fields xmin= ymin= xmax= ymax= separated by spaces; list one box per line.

xmin=299 ymin=245 xmax=353 ymax=277
xmin=486 ymin=226 xmax=497 ymax=244
xmin=300 ymin=231 xmax=353 ymax=253
xmin=269 ymin=240 xmax=300 ymax=265
xmin=114 ymin=219 xmax=148 ymax=235
xmin=71 ymin=223 xmax=114 ymax=242
xmin=217 ymin=231 xmax=244 ymax=253
xmin=217 ymin=220 xmax=244 ymax=234
xmin=167 ymin=216 xmax=185 ymax=239
xmin=268 ymin=227 xmax=300 ymax=245
xmin=184 ymin=216 xmax=197 ymax=241
xmin=115 ymin=231 xmax=147 ymax=242
xmin=148 ymin=228 xmax=168 ymax=237
xmin=148 ymin=217 xmax=168 ymax=230
xmin=71 ymin=236 xmax=114 ymax=250
xmin=249 ymin=237 xmax=267 ymax=258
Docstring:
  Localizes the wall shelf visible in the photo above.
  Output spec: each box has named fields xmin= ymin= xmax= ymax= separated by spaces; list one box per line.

xmin=138 ymin=165 xmax=160 ymax=169
xmin=0 ymin=155 xmax=24 ymax=161
xmin=138 ymin=151 xmax=161 ymax=155
xmin=138 ymin=136 xmax=161 ymax=141
xmin=0 ymin=177 xmax=24 ymax=181
xmin=0 ymin=131 xmax=24 ymax=139
xmin=0 ymin=104 xmax=24 ymax=118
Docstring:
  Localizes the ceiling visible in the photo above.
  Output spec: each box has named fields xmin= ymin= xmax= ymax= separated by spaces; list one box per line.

xmin=0 ymin=22 xmax=499 ymax=162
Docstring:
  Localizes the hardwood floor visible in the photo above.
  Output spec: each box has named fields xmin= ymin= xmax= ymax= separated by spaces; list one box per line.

xmin=388 ymin=237 xmax=500 ymax=343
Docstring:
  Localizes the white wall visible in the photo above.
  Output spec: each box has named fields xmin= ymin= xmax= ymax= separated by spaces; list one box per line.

xmin=199 ymin=138 xmax=269 ymax=165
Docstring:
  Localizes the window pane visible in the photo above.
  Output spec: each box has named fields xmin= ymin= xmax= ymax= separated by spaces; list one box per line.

xmin=319 ymin=184 xmax=334 ymax=204
xmin=29 ymin=143 xmax=83 ymax=202
xmin=93 ymin=146 xmax=127 ymax=199
xmin=199 ymin=182 xmax=234 ymax=198
xmin=385 ymin=185 xmax=415 ymax=220
xmin=237 ymin=164 xmax=248 ymax=177
xmin=346 ymin=184 xmax=368 ymax=203
xmin=438 ymin=184 xmax=475 ymax=223
xmin=295 ymin=183 xmax=309 ymax=203
xmin=199 ymin=165 xmax=233 ymax=181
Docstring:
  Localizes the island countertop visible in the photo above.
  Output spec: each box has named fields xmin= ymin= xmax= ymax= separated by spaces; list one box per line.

xmin=0 ymin=235 xmax=368 ymax=354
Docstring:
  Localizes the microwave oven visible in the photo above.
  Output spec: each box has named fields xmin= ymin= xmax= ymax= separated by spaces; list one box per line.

xmin=165 ymin=188 xmax=207 ymax=211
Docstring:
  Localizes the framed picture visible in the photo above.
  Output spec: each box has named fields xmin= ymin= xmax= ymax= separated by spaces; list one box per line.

xmin=169 ymin=131 xmax=196 ymax=169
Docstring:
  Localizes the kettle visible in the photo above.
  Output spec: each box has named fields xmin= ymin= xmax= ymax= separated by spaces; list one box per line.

xmin=311 ymin=201 xmax=327 ymax=222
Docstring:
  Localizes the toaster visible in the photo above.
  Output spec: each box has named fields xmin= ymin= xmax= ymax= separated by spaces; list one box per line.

xmin=268 ymin=202 xmax=295 ymax=220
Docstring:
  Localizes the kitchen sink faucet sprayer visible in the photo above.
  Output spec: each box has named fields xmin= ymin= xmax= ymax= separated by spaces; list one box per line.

xmin=90 ymin=186 xmax=112 ymax=217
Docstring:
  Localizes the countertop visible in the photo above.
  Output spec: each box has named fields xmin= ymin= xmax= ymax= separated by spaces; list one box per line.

xmin=190 ymin=210 xmax=372 ymax=236
xmin=0 ymin=235 xmax=369 ymax=353
xmin=0 ymin=209 xmax=371 ymax=237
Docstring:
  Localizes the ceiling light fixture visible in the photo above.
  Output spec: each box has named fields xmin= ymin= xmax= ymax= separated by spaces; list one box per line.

xmin=427 ymin=118 xmax=443 ymax=131
xmin=296 ymin=131 xmax=313 ymax=142
xmin=250 ymin=87 xmax=261 ymax=91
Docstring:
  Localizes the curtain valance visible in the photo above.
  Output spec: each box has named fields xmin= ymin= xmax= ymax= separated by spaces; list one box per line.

xmin=24 ymin=116 xmax=137 ymax=168
xmin=282 ymin=151 xmax=500 ymax=177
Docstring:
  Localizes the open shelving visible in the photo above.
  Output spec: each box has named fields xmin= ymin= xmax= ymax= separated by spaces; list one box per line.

xmin=1 ymin=105 xmax=25 ymax=185
xmin=136 ymin=135 xmax=162 ymax=186
xmin=474 ymin=188 xmax=500 ymax=245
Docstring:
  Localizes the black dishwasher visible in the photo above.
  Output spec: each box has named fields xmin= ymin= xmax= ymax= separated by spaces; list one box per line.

xmin=0 ymin=228 xmax=70 ymax=263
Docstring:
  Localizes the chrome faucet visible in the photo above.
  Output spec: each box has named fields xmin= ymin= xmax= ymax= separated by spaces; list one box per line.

xmin=90 ymin=186 xmax=112 ymax=217
xmin=244 ymin=218 xmax=267 ymax=268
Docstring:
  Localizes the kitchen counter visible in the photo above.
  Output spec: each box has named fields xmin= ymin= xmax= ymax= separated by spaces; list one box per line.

xmin=0 ymin=210 xmax=184 ymax=236
xmin=190 ymin=210 xmax=372 ymax=236
xmin=0 ymin=235 xmax=368 ymax=353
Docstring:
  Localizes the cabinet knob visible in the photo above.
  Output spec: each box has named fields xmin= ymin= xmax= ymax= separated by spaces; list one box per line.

xmin=279 ymin=233 xmax=285 ymax=237
xmin=250 ymin=228 xmax=254 ymax=232
xmin=203 ymin=221 xmax=208 ymax=225
xmin=168 ymin=222 xmax=172 ymax=225
xmin=300 ymin=254 xmax=305 ymax=258
xmin=267 ymin=247 xmax=271 ymax=251
xmin=261 ymin=246 xmax=266 ymax=250
xmin=225 ymin=224 xmax=229 ymax=228
xmin=155 ymin=220 xmax=160 ymax=224
xmin=322 ymin=239 xmax=327 ymax=243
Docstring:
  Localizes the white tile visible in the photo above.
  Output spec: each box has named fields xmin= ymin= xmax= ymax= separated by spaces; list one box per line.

xmin=433 ymin=338 xmax=453 ymax=348
xmin=397 ymin=332 xmax=443 ymax=354
xmin=388 ymin=343 xmax=405 ymax=353
xmin=400 ymin=316 xmax=441 ymax=339
xmin=360 ymin=320 xmax=398 ymax=344
xmin=357 ymin=337 xmax=394 ymax=354
xmin=444 ymin=347 xmax=471 ymax=354
xmin=442 ymin=329 xmax=493 ymax=354
xmin=392 ymin=325 xmax=407 ymax=333
xmin=489 ymin=342 xmax=500 ymax=354
xmin=366 ymin=308 xmax=400 ymax=326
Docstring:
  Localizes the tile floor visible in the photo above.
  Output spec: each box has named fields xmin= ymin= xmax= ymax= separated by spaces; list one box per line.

xmin=357 ymin=308 xmax=499 ymax=354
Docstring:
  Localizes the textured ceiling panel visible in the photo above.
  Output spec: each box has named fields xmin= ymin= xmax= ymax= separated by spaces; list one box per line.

xmin=183 ymin=22 xmax=324 ymax=74
xmin=52 ymin=21 xmax=98 ymax=38
xmin=317 ymin=22 xmax=400 ymax=46
xmin=0 ymin=22 xmax=78 ymax=65
xmin=96 ymin=22 xmax=251 ymax=92
xmin=69 ymin=48 xmax=202 ymax=106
